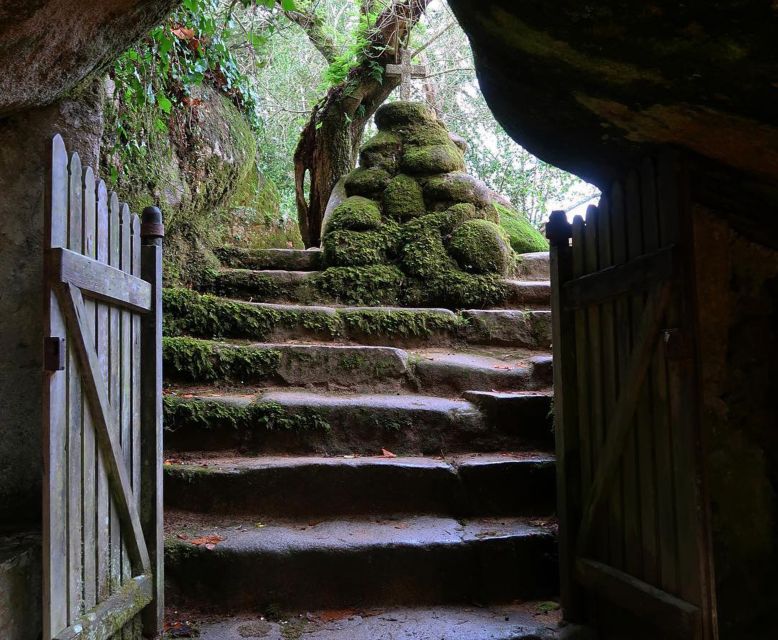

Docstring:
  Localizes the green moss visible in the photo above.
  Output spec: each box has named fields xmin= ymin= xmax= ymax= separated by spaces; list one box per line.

xmin=374 ymin=101 xmax=437 ymax=129
xmin=423 ymin=172 xmax=488 ymax=208
xmin=204 ymin=268 xmax=281 ymax=300
xmin=402 ymin=122 xmax=452 ymax=147
xmin=359 ymin=131 xmax=402 ymax=171
xmin=448 ymin=219 xmax=512 ymax=275
xmin=401 ymin=143 xmax=465 ymax=175
xmin=163 ymin=336 xmax=281 ymax=383
xmin=312 ymin=265 xmax=405 ymax=305
xmin=340 ymin=308 xmax=468 ymax=339
xmin=323 ymin=196 xmax=382 ymax=235
xmin=400 ymin=227 xmax=457 ymax=279
xmin=163 ymin=395 xmax=330 ymax=434
xmin=344 ymin=167 xmax=391 ymax=197
xmin=322 ymin=227 xmax=398 ymax=267
xmin=425 ymin=271 xmax=509 ymax=308
xmin=383 ymin=174 xmax=426 ymax=220
xmin=163 ymin=288 xmax=343 ymax=340
xmin=495 ymin=203 xmax=549 ymax=253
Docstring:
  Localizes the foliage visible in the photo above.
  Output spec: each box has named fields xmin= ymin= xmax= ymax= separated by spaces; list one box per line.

xmin=321 ymin=5 xmax=383 ymax=88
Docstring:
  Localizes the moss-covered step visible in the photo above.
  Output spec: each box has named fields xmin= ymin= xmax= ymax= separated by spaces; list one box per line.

xmin=164 ymin=337 xmax=409 ymax=390
xmin=204 ymin=268 xmax=318 ymax=302
xmin=165 ymin=512 xmax=558 ymax=610
xmin=164 ymin=453 xmax=556 ymax=518
xmin=164 ymin=288 xmax=470 ymax=347
xmin=163 ymin=391 xmax=543 ymax=455
xmin=512 ymin=252 xmax=550 ymax=281
xmin=215 ymin=246 xmax=322 ymax=271
xmin=463 ymin=391 xmax=554 ymax=448
xmin=463 ymin=309 xmax=552 ymax=348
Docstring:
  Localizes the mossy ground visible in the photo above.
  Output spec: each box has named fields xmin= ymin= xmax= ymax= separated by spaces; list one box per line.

xmin=163 ymin=336 xmax=281 ymax=383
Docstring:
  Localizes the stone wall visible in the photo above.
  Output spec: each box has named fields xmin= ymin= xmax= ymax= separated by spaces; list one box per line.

xmin=693 ymin=207 xmax=778 ymax=638
xmin=0 ymin=81 xmax=105 ymax=524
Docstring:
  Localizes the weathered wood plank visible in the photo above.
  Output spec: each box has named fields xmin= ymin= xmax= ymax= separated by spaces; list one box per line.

xmin=547 ymin=211 xmax=582 ymax=621
xmin=572 ymin=214 xmax=592 ymax=500
xmin=598 ymin=184 xmax=625 ymax=571
xmin=119 ymin=204 xmax=133 ymax=629
xmin=642 ymin=157 xmax=679 ymax=595
xmin=576 ymin=282 xmax=673 ymax=556
xmin=627 ymin=169 xmax=659 ymax=586
xmin=52 ymin=575 xmax=152 ymax=640
xmin=95 ymin=180 xmax=111 ymax=602
xmin=48 ymin=248 xmax=151 ymax=312
xmin=617 ymin=175 xmax=643 ymax=579
xmin=108 ymin=192 xmax=124 ymax=592
xmin=583 ymin=202 xmax=608 ymax=564
xmin=44 ymin=134 xmax=70 ymax=638
xmin=575 ymin=558 xmax=700 ymax=639
xmin=55 ymin=282 xmax=151 ymax=574
xmin=81 ymin=166 xmax=98 ymax=613
xmin=67 ymin=151 xmax=84 ymax=623
xmin=140 ymin=208 xmax=165 ymax=636
xmin=562 ymin=246 xmax=676 ymax=310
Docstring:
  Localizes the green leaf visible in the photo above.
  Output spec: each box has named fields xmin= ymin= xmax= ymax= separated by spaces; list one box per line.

xmin=157 ymin=94 xmax=173 ymax=114
xmin=280 ymin=0 xmax=296 ymax=9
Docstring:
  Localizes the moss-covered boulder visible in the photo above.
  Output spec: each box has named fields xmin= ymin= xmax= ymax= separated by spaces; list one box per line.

xmin=317 ymin=101 xmax=542 ymax=308
xmin=344 ymin=167 xmax=392 ymax=198
xmin=383 ymin=174 xmax=425 ymax=220
xmin=323 ymin=196 xmax=383 ymax=235
xmin=495 ymin=204 xmax=549 ymax=254
xmin=449 ymin=219 xmax=512 ymax=275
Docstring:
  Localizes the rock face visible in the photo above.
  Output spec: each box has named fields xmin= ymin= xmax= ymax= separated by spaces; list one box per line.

xmin=0 ymin=0 xmax=179 ymax=115
xmin=319 ymin=101 xmax=544 ymax=308
xmin=448 ymin=0 xmax=778 ymax=205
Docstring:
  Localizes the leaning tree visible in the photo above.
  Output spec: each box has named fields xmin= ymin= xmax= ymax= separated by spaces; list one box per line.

xmin=289 ymin=0 xmax=429 ymax=247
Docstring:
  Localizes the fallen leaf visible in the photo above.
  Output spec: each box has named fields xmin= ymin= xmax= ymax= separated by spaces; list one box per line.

xmin=381 ymin=448 xmax=397 ymax=458
xmin=190 ymin=534 xmax=224 ymax=548
xmin=176 ymin=533 xmax=189 ymax=540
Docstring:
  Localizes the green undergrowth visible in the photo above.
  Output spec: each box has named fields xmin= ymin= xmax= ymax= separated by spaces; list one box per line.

xmin=163 ymin=336 xmax=281 ymax=383
xmin=163 ymin=287 xmax=343 ymax=340
xmin=164 ymin=395 xmax=331 ymax=434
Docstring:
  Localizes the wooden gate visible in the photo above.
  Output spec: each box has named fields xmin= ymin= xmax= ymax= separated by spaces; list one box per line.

xmin=548 ymin=155 xmax=717 ymax=639
xmin=43 ymin=135 xmax=164 ymax=640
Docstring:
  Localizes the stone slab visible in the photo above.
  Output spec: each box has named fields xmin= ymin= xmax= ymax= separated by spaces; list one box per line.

xmin=513 ymin=252 xmax=550 ymax=281
xmin=463 ymin=309 xmax=553 ymax=348
xmin=184 ymin=603 xmax=561 ymax=639
xmin=216 ymin=247 xmax=323 ymax=271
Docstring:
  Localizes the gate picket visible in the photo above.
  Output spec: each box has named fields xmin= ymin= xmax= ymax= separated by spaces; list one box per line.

xmin=43 ymin=135 xmax=163 ymax=640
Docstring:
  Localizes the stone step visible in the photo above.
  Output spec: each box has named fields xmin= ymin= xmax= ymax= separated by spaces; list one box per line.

xmin=215 ymin=246 xmax=322 ymax=271
xmin=513 ymin=251 xmax=550 ymax=281
xmin=163 ymin=391 xmax=552 ymax=455
xmin=164 ymin=288 xmax=553 ymax=348
xmin=164 ymin=453 xmax=556 ymax=518
xmin=165 ymin=513 xmax=558 ymax=610
xmin=205 ymin=267 xmax=550 ymax=309
xmin=463 ymin=391 xmax=553 ymax=446
xmin=180 ymin=603 xmax=562 ymax=640
xmin=162 ymin=337 xmax=552 ymax=394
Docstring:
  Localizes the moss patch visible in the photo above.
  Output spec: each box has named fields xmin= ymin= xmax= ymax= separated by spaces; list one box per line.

xmin=322 ymin=228 xmax=393 ymax=267
xmin=163 ymin=336 xmax=281 ymax=383
xmin=312 ymin=265 xmax=405 ymax=305
xmin=164 ymin=395 xmax=331 ymax=434
xmin=323 ymin=196 xmax=382 ymax=235
xmin=383 ymin=174 xmax=426 ymax=220
xmin=163 ymin=288 xmax=343 ymax=340
xmin=340 ymin=308 xmax=468 ymax=339
xmin=203 ymin=268 xmax=281 ymax=300
xmin=495 ymin=203 xmax=549 ymax=253
xmin=449 ymin=219 xmax=511 ymax=274
xmin=374 ymin=101 xmax=437 ymax=129
xmin=401 ymin=144 xmax=465 ymax=175
xmin=359 ymin=130 xmax=402 ymax=171
xmin=344 ymin=167 xmax=391 ymax=197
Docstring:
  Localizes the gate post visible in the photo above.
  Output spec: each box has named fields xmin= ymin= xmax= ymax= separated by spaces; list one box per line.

xmin=140 ymin=206 xmax=164 ymax=636
xmin=547 ymin=210 xmax=583 ymax=621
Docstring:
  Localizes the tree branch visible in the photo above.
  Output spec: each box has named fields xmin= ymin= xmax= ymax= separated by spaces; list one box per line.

xmin=278 ymin=1 xmax=338 ymax=64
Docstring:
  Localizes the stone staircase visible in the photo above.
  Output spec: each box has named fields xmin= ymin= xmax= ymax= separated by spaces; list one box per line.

xmin=162 ymin=247 xmax=560 ymax=638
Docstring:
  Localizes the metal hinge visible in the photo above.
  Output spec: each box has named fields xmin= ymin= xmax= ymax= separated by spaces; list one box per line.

xmin=44 ymin=336 xmax=66 ymax=371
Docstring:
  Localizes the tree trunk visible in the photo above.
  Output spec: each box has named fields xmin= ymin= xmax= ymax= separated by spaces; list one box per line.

xmin=294 ymin=0 xmax=429 ymax=247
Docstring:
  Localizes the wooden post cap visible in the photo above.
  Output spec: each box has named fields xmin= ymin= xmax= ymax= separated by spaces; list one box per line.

xmin=546 ymin=210 xmax=572 ymax=245
xmin=141 ymin=206 xmax=164 ymax=239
